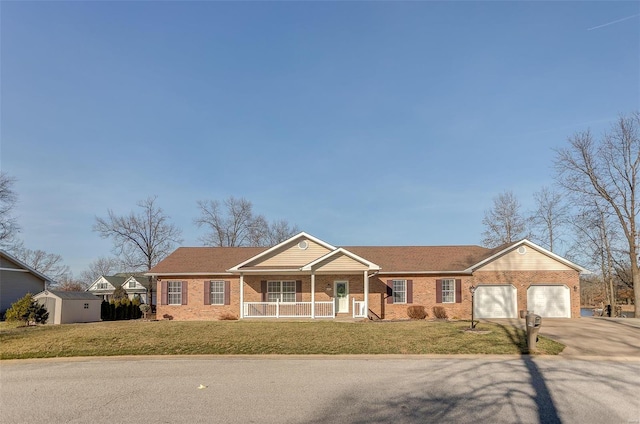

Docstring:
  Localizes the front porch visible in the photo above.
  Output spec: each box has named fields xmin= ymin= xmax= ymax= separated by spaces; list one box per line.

xmin=243 ymin=298 xmax=367 ymax=319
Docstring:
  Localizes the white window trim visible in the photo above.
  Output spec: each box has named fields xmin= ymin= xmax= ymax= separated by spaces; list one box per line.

xmin=210 ymin=280 xmax=225 ymax=305
xmin=442 ymin=278 xmax=456 ymax=303
xmin=167 ymin=281 xmax=182 ymax=305
xmin=392 ymin=279 xmax=407 ymax=304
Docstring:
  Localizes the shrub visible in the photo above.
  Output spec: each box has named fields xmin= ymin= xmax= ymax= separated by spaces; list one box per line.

xmin=432 ymin=306 xmax=448 ymax=320
xmin=139 ymin=304 xmax=151 ymax=319
xmin=219 ymin=312 xmax=238 ymax=321
xmin=4 ymin=293 xmax=48 ymax=325
xmin=407 ymin=305 xmax=428 ymax=320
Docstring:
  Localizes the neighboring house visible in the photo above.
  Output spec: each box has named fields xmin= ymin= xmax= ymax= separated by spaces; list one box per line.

xmin=33 ymin=290 xmax=102 ymax=324
xmin=0 ymin=249 xmax=52 ymax=317
xmin=148 ymin=232 xmax=587 ymax=321
xmin=86 ymin=275 xmax=151 ymax=304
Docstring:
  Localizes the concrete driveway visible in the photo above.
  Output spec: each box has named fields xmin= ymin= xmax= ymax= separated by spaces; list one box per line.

xmin=538 ymin=317 xmax=640 ymax=357
xmin=485 ymin=317 xmax=640 ymax=357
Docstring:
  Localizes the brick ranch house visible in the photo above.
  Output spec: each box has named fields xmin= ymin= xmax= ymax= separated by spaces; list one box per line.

xmin=147 ymin=232 xmax=587 ymax=321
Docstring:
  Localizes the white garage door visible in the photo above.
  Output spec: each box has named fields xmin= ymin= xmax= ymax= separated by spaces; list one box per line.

xmin=474 ymin=285 xmax=517 ymax=318
xmin=527 ymin=285 xmax=570 ymax=318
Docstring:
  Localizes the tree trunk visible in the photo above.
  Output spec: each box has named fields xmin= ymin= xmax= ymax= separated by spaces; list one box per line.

xmin=632 ymin=256 xmax=640 ymax=318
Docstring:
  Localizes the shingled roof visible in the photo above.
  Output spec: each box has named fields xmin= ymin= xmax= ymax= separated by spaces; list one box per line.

xmin=149 ymin=247 xmax=267 ymax=274
xmin=345 ymin=245 xmax=507 ymax=273
xmin=148 ymin=243 xmax=514 ymax=275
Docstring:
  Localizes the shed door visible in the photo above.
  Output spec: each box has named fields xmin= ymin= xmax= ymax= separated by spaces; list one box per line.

xmin=527 ymin=285 xmax=570 ymax=318
xmin=474 ymin=285 xmax=517 ymax=318
xmin=39 ymin=297 xmax=57 ymax=325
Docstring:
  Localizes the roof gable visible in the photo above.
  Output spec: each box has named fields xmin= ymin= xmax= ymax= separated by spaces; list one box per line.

xmin=470 ymin=239 xmax=588 ymax=273
xmin=229 ymin=232 xmax=335 ymax=271
xmin=0 ymin=250 xmax=52 ymax=283
xmin=87 ymin=276 xmax=125 ymax=291
xmin=302 ymin=248 xmax=380 ymax=272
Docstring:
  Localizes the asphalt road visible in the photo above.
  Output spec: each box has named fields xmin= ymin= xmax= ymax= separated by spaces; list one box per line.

xmin=1 ymin=356 xmax=639 ymax=424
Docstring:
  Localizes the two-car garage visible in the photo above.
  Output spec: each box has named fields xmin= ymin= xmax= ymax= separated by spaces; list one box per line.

xmin=474 ymin=284 xmax=571 ymax=319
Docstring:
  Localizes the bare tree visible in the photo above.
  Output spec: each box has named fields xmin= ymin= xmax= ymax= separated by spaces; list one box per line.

xmin=0 ymin=172 xmax=20 ymax=247
xmin=57 ymin=275 xmax=87 ymax=291
xmin=529 ymin=186 xmax=569 ymax=253
xmin=195 ymin=197 xmax=298 ymax=247
xmin=94 ymin=196 xmax=183 ymax=271
xmin=78 ymin=256 xmax=121 ymax=286
xmin=267 ymin=220 xmax=300 ymax=245
xmin=481 ymin=191 xmax=528 ymax=248
xmin=554 ymin=112 xmax=640 ymax=316
xmin=10 ymin=244 xmax=71 ymax=283
xmin=569 ymin=201 xmax=620 ymax=312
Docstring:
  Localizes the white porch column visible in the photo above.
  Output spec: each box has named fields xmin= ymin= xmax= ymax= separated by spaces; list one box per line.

xmin=311 ymin=272 xmax=316 ymax=319
xmin=239 ymin=273 xmax=244 ymax=319
xmin=364 ymin=270 xmax=369 ymax=319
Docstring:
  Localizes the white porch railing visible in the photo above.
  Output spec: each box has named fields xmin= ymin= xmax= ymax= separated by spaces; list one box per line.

xmin=353 ymin=299 xmax=367 ymax=318
xmin=244 ymin=300 xmax=335 ymax=318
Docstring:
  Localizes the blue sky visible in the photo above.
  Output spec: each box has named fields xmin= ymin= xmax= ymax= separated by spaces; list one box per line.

xmin=2 ymin=1 xmax=639 ymax=277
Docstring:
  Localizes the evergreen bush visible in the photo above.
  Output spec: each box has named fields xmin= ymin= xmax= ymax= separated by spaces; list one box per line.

xmin=4 ymin=293 xmax=48 ymax=325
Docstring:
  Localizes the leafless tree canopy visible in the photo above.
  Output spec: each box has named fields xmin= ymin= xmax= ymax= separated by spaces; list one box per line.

xmin=10 ymin=244 xmax=71 ymax=283
xmin=0 ymin=172 xmax=20 ymax=247
xmin=481 ymin=191 xmax=528 ymax=248
xmin=94 ymin=196 xmax=183 ymax=271
xmin=554 ymin=112 xmax=640 ymax=314
xmin=529 ymin=187 xmax=569 ymax=253
xmin=78 ymin=256 xmax=122 ymax=285
xmin=195 ymin=196 xmax=299 ymax=247
xmin=56 ymin=276 xmax=87 ymax=291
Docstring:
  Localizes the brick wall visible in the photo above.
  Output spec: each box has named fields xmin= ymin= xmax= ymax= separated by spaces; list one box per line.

xmin=156 ymin=269 xmax=581 ymax=321
xmin=156 ymin=277 xmax=241 ymax=321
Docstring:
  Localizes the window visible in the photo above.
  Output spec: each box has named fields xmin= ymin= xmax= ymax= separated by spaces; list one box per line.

xmin=83 ymin=303 xmax=89 ymax=309
xmin=442 ymin=279 xmax=455 ymax=303
xmin=128 ymin=281 xmax=136 ymax=289
xmin=167 ymin=281 xmax=182 ymax=305
xmin=210 ymin=281 xmax=225 ymax=305
xmin=97 ymin=282 xmax=108 ymax=290
xmin=267 ymin=281 xmax=296 ymax=302
xmin=392 ymin=279 xmax=407 ymax=304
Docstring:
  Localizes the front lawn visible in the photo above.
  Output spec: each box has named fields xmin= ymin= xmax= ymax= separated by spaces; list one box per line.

xmin=0 ymin=320 xmax=564 ymax=359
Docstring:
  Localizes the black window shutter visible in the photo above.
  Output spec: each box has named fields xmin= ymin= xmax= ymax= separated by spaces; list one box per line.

xmin=296 ymin=280 xmax=302 ymax=302
xmin=181 ymin=281 xmax=188 ymax=305
xmin=386 ymin=280 xmax=394 ymax=304
xmin=436 ymin=279 xmax=443 ymax=303
xmin=455 ymin=279 xmax=462 ymax=303
xmin=224 ymin=281 xmax=231 ymax=305
xmin=161 ymin=281 xmax=168 ymax=305
xmin=261 ymin=280 xmax=267 ymax=302
xmin=204 ymin=281 xmax=211 ymax=305
xmin=407 ymin=280 xmax=413 ymax=304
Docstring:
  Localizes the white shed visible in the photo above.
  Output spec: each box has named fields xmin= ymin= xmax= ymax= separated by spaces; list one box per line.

xmin=34 ymin=290 xmax=102 ymax=324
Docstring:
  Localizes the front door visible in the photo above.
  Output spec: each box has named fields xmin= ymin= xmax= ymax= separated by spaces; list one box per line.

xmin=335 ymin=281 xmax=349 ymax=313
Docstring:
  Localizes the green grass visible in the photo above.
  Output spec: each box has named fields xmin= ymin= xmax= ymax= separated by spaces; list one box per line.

xmin=0 ymin=320 xmax=564 ymax=360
